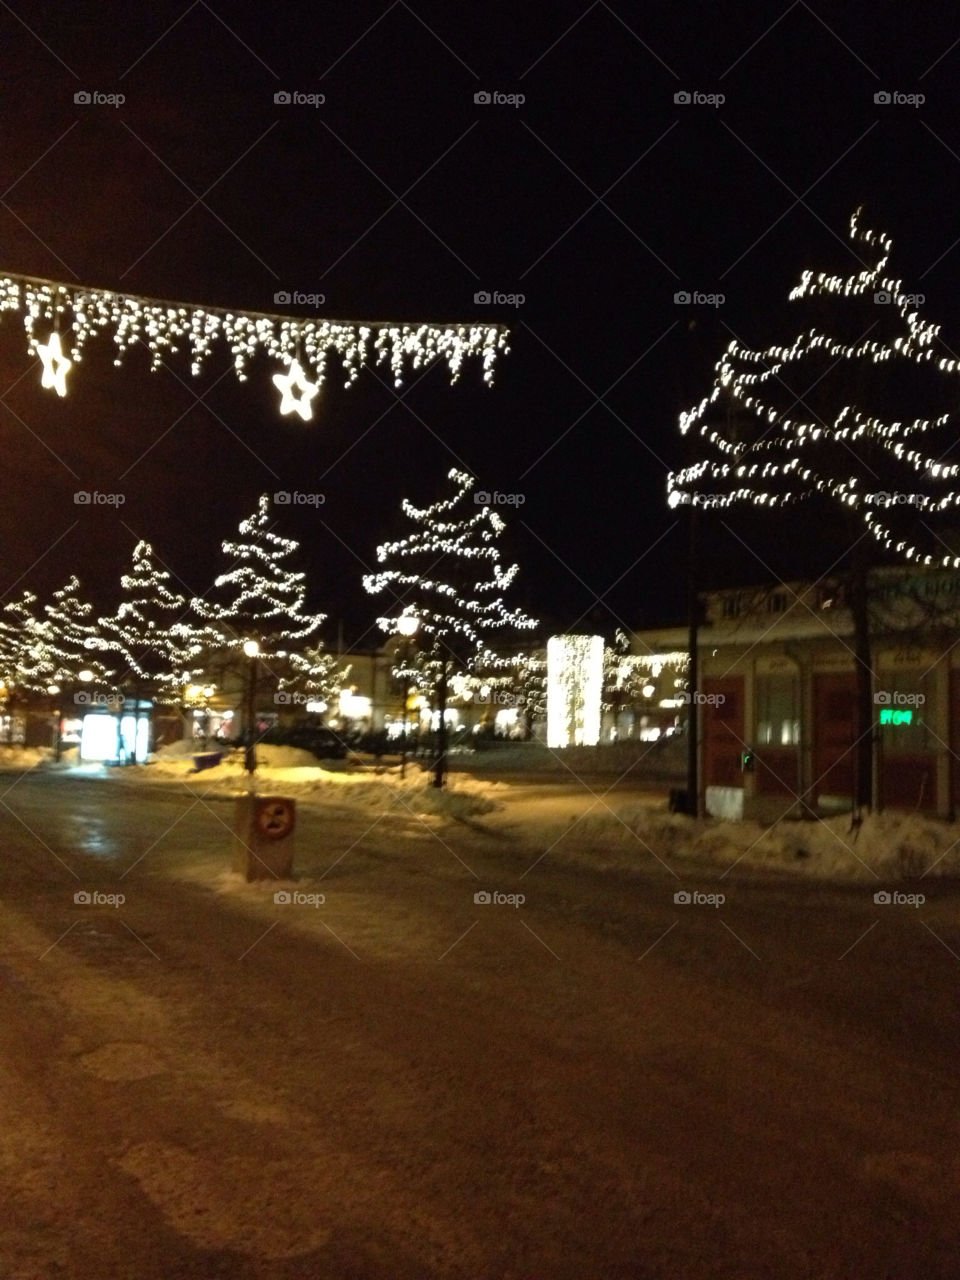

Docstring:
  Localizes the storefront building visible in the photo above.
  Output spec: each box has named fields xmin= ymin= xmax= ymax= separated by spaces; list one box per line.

xmin=632 ymin=569 xmax=960 ymax=820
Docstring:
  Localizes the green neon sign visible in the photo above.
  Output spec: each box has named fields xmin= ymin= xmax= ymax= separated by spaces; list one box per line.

xmin=879 ymin=708 xmax=913 ymax=726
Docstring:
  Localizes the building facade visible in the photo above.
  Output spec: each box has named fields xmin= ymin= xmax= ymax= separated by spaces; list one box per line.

xmin=632 ymin=569 xmax=960 ymax=820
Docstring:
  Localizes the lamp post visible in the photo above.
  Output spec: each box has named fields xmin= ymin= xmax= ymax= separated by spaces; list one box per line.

xmin=242 ymin=639 xmax=260 ymax=776
xmin=396 ymin=612 xmax=419 ymax=779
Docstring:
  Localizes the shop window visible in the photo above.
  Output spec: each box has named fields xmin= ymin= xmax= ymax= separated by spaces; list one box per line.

xmin=756 ymin=674 xmax=800 ymax=746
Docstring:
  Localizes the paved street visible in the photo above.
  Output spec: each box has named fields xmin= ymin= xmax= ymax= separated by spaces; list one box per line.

xmin=1 ymin=771 xmax=959 ymax=1277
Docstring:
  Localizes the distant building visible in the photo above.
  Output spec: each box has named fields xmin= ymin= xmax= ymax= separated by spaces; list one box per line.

xmin=631 ymin=568 xmax=960 ymax=819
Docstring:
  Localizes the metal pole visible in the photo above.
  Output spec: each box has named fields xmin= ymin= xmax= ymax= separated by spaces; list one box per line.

xmin=244 ymin=654 xmax=258 ymax=775
xmin=400 ymin=666 xmax=409 ymax=780
xmin=433 ymin=659 xmax=448 ymax=789
xmin=686 ymin=502 xmax=699 ymax=817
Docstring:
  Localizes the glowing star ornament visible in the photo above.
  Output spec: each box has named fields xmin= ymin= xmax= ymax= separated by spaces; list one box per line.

xmin=272 ymin=359 xmax=319 ymax=421
xmin=36 ymin=331 xmax=71 ymax=396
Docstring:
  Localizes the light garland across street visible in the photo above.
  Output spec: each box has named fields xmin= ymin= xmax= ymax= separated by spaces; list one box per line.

xmin=0 ymin=269 xmax=510 ymax=420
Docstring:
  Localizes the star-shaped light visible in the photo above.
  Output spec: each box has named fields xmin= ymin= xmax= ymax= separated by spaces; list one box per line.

xmin=36 ymin=332 xmax=72 ymax=397
xmin=272 ymin=359 xmax=319 ymax=421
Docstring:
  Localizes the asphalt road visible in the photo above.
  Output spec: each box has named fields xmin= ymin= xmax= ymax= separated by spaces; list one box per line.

xmin=1 ymin=772 xmax=959 ymax=1278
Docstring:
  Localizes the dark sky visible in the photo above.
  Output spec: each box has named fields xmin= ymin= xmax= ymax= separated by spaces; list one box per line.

xmin=2 ymin=1 xmax=960 ymax=649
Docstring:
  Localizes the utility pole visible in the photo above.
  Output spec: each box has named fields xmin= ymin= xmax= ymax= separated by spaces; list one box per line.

xmin=685 ymin=501 xmax=699 ymax=817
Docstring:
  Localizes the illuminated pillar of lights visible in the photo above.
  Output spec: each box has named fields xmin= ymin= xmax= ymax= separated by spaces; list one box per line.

xmin=546 ymin=635 xmax=603 ymax=748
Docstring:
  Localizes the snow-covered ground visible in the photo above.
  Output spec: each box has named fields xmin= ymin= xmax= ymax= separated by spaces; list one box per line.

xmin=104 ymin=742 xmax=501 ymax=820
xmin=524 ymin=803 xmax=960 ymax=882
xmin=3 ymin=742 xmax=957 ymax=880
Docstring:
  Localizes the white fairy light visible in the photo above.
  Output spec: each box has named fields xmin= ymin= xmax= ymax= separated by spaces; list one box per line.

xmin=363 ymin=467 xmax=538 ymax=685
xmin=272 ymin=359 xmax=319 ymax=421
xmin=668 ymin=208 xmax=960 ymax=565
xmin=0 ymin=270 xmax=509 ymax=412
xmin=35 ymin=331 xmax=71 ymax=396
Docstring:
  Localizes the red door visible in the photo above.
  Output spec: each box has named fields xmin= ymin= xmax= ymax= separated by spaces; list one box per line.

xmin=701 ymin=677 xmax=745 ymax=788
xmin=813 ymin=674 xmax=856 ymax=804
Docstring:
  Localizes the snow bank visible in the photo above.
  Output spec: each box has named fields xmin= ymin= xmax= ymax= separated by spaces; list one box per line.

xmin=116 ymin=752 xmax=501 ymax=819
xmin=531 ymin=805 xmax=960 ymax=882
xmin=0 ymin=745 xmax=51 ymax=770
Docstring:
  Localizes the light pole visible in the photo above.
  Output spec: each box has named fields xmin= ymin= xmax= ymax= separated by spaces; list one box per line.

xmin=396 ymin=612 xmax=420 ymax=779
xmin=242 ymin=639 xmax=260 ymax=776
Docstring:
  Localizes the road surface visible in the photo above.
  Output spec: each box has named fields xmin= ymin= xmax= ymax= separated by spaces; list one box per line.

xmin=0 ymin=770 xmax=958 ymax=1277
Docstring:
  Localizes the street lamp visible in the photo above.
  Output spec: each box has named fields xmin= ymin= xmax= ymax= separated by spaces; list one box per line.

xmin=396 ymin=613 xmax=419 ymax=779
xmin=242 ymin=639 xmax=260 ymax=775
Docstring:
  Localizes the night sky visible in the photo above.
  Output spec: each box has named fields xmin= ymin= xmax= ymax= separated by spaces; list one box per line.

xmin=3 ymin=1 xmax=960 ymax=650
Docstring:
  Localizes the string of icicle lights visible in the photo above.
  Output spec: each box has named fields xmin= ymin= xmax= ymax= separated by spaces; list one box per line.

xmin=0 ymin=269 xmax=509 ymax=420
xmin=667 ymin=208 xmax=960 ymax=568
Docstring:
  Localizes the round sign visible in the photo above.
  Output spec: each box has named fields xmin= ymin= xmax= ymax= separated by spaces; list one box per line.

xmin=256 ymin=799 xmax=294 ymax=840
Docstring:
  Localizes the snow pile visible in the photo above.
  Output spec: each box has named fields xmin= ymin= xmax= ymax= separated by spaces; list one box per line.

xmin=533 ymin=805 xmax=960 ymax=881
xmin=117 ymin=750 xmax=501 ymax=818
xmin=154 ymin=742 xmax=319 ymax=770
xmin=0 ymin=745 xmax=51 ymax=770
